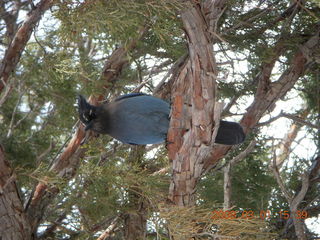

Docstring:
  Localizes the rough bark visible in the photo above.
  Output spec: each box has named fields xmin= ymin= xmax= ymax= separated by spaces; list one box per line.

xmin=124 ymin=209 xmax=147 ymax=240
xmin=0 ymin=0 xmax=55 ymax=93
xmin=123 ymin=146 xmax=148 ymax=240
xmin=167 ymin=1 xmax=224 ymax=206
xmin=167 ymin=0 xmax=319 ymax=216
xmin=0 ymin=145 xmax=32 ymax=240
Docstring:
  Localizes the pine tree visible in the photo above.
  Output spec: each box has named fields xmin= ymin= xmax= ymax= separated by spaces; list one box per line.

xmin=0 ymin=0 xmax=319 ymax=239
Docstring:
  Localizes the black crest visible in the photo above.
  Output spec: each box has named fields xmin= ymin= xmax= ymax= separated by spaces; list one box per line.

xmin=77 ymin=95 xmax=96 ymax=125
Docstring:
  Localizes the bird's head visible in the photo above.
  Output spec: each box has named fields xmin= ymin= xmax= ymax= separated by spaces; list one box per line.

xmin=77 ymin=95 xmax=97 ymax=131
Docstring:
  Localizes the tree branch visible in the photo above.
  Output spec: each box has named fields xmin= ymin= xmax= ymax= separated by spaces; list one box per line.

xmin=0 ymin=0 xmax=55 ymax=93
xmin=203 ymin=28 xmax=320 ymax=172
xmin=270 ymin=150 xmax=293 ymax=202
xmin=25 ymin=24 xmax=149 ymax=235
xmin=0 ymin=145 xmax=32 ymax=239
xmin=96 ymin=216 xmax=119 ymax=240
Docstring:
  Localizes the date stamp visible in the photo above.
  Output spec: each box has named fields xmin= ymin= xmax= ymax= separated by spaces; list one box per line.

xmin=211 ymin=210 xmax=308 ymax=220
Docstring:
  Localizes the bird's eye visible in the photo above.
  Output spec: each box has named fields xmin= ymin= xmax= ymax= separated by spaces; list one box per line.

xmin=89 ymin=109 xmax=96 ymax=119
xmin=82 ymin=113 xmax=89 ymax=122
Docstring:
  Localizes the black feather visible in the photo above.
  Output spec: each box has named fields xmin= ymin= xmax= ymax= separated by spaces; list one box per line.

xmin=215 ymin=120 xmax=245 ymax=145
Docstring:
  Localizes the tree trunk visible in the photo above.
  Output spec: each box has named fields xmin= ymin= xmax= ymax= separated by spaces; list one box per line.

xmin=0 ymin=145 xmax=32 ymax=240
xmin=167 ymin=2 xmax=220 ymax=206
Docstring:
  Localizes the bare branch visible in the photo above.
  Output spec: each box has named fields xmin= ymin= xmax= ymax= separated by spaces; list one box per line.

xmin=221 ymin=140 xmax=256 ymax=210
xmin=271 ymin=150 xmax=293 ymax=202
xmin=133 ymin=59 xmax=172 ymax=93
xmin=257 ymin=110 xmax=319 ymax=130
xmin=6 ymin=84 xmax=26 ymax=138
xmin=153 ymin=54 xmax=188 ymax=96
xmin=282 ymin=112 xmax=319 ymax=129
xmin=96 ymin=216 xmax=119 ymax=240
xmin=37 ymin=212 xmax=67 ymax=240
xmin=229 ymin=140 xmax=257 ymax=167
xmin=290 ymin=172 xmax=309 ymax=211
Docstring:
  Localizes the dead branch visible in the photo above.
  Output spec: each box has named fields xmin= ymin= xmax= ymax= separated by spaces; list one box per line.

xmin=37 ymin=212 xmax=67 ymax=239
xmin=6 ymin=83 xmax=26 ymax=138
xmin=133 ymin=59 xmax=172 ymax=93
xmin=229 ymin=140 xmax=257 ymax=167
xmin=36 ymin=140 xmax=55 ymax=165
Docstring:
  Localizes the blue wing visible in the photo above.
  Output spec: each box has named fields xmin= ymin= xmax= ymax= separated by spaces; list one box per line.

xmin=115 ymin=93 xmax=147 ymax=102
xmin=105 ymin=95 xmax=170 ymax=145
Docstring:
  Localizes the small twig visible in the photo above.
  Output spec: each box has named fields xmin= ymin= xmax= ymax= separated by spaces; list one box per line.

xmin=257 ymin=111 xmax=319 ymax=129
xmin=151 ymin=167 xmax=170 ymax=176
xmin=270 ymin=149 xmax=293 ymax=201
xmin=36 ymin=140 xmax=55 ymax=165
xmin=6 ymin=83 xmax=26 ymax=138
xmin=229 ymin=140 xmax=257 ymax=167
xmin=222 ymin=95 xmax=240 ymax=117
xmin=0 ymin=80 xmax=13 ymax=107
xmin=282 ymin=112 xmax=319 ymax=129
xmin=133 ymin=60 xmax=172 ymax=93
xmin=211 ymin=140 xmax=257 ymax=174
xmin=153 ymin=54 xmax=188 ymax=95
xmin=96 ymin=216 xmax=119 ymax=240
xmin=37 ymin=212 xmax=67 ymax=239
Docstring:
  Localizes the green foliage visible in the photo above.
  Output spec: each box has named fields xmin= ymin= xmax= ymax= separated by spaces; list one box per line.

xmin=199 ymin=140 xmax=275 ymax=212
xmin=1 ymin=0 xmax=319 ymax=238
xmin=55 ymin=0 xmax=184 ymax=49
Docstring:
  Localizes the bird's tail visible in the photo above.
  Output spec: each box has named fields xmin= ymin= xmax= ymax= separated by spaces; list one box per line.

xmin=215 ymin=120 xmax=245 ymax=145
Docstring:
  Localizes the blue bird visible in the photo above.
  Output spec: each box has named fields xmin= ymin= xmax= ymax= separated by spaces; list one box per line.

xmin=77 ymin=93 xmax=245 ymax=145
